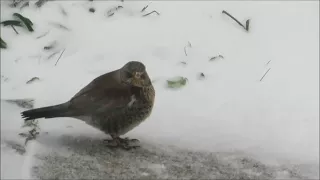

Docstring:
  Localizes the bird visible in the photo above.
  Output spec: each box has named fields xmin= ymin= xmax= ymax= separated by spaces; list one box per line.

xmin=21 ymin=61 xmax=155 ymax=149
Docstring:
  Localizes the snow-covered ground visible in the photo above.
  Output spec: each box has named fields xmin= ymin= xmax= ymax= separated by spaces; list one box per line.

xmin=1 ymin=1 xmax=319 ymax=179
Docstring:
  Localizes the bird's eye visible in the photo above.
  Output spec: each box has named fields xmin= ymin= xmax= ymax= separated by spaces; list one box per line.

xmin=126 ymin=72 xmax=133 ymax=78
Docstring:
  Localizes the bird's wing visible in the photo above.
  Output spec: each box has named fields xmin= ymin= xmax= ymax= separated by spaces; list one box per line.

xmin=68 ymin=70 xmax=134 ymax=115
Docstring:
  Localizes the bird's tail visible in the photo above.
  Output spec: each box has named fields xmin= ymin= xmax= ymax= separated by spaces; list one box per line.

xmin=21 ymin=102 xmax=70 ymax=121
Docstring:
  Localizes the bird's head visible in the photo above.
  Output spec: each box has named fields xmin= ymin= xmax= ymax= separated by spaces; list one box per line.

xmin=120 ymin=61 xmax=152 ymax=87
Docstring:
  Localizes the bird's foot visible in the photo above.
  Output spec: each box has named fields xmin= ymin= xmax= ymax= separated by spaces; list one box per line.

xmin=104 ymin=137 xmax=140 ymax=150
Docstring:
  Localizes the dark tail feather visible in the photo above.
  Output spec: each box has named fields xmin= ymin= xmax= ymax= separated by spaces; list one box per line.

xmin=21 ymin=102 xmax=70 ymax=121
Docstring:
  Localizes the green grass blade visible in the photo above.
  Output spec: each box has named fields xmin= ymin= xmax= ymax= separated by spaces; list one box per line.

xmin=13 ymin=13 xmax=34 ymax=32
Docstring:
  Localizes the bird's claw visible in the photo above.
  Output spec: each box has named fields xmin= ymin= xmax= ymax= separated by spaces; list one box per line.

xmin=104 ymin=137 xmax=140 ymax=150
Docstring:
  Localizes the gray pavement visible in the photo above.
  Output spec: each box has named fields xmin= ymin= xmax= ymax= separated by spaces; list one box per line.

xmin=29 ymin=134 xmax=319 ymax=179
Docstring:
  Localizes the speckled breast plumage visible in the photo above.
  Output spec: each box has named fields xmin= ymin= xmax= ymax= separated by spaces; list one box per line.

xmin=92 ymin=85 xmax=155 ymax=136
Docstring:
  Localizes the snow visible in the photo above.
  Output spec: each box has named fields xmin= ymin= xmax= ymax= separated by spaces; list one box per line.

xmin=1 ymin=1 xmax=319 ymax=179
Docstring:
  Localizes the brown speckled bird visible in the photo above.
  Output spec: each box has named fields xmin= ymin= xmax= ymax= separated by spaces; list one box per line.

xmin=21 ymin=61 xmax=155 ymax=149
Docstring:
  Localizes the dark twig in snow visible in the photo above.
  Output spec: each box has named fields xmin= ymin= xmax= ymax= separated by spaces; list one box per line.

xmin=142 ymin=11 xmax=160 ymax=17
xmin=245 ymin=19 xmax=250 ymax=31
xmin=26 ymin=77 xmax=40 ymax=84
xmin=260 ymin=68 xmax=271 ymax=82
xmin=188 ymin=41 xmax=192 ymax=47
xmin=11 ymin=25 xmax=19 ymax=34
xmin=106 ymin=6 xmax=123 ymax=17
xmin=47 ymin=51 xmax=60 ymax=59
xmin=55 ymin=49 xmax=66 ymax=66
xmin=141 ymin=4 xmax=149 ymax=12
xmin=184 ymin=47 xmax=188 ymax=56
xmin=266 ymin=60 xmax=271 ymax=65
xmin=60 ymin=5 xmax=68 ymax=16
xmin=184 ymin=41 xmax=192 ymax=56
xmin=44 ymin=41 xmax=57 ymax=50
xmin=36 ymin=31 xmax=50 ymax=39
xmin=222 ymin=10 xmax=250 ymax=32
xmin=209 ymin=55 xmax=224 ymax=61
xmin=50 ymin=22 xmax=70 ymax=31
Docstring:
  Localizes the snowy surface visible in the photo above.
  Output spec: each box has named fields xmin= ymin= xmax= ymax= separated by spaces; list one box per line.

xmin=1 ymin=1 xmax=319 ymax=179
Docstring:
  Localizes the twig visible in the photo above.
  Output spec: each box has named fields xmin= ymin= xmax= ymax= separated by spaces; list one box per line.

xmin=26 ymin=77 xmax=40 ymax=84
xmin=47 ymin=51 xmax=60 ymax=59
xmin=266 ymin=60 xmax=271 ymax=65
xmin=141 ymin=4 xmax=149 ymax=12
xmin=245 ymin=19 xmax=250 ymax=31
xmin=55 ymin=49 xmax=65 ymax=66
xmin=260 ymin=68 xmax=271 ymax=82
xmin=36 ymin=31 xmax=49 ymax=39
xmin=44 ymin=41 xmax=57 ymax=50
xmin=106 ymin=6 xmax=123 ymax=17
xmin=222 ymin=10 xmax=250 ymax=32
xmin=180 ymin=61 xmax=187 ymax=65
xmin=50 ymin=22 xmax=70 ymax=31
xmin=11 ymin=25 xmax=19 ymax=34
xmin=187 ymin=41 xmax=192 ymax=47
xmin=184 ymin=41 xmax=192 ymax=56
xmin=209 ymin=55 xmax=224 ymax=61
xmin=184 ymin=46 xmax=188 ymax=56
xmin=142 ymin=10 xmax=160 ymax=17
xmin=60 ymin=5 xmax=68 ymax=16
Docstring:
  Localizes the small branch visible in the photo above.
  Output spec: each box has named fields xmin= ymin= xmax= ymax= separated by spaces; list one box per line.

xmin=106 ymin=6 xmax=123 ymax=17
xmin=222 ymin=10 xmax=249 ymax=32
xmin=184 ymin=46 xmax=188 ymax=56
xmin=266 ymin=60 xmax=271 ymax=65
xmin=141 ymin=4 xmax=149 ymax=12
xmin=60 ymin=5 xmax=68 ymax=16
xmin=209 ymin=55 xmax=224 ymax=61
xmin=245 ymin=19 xmax=250 ymax=31
xmin=142 ymin=10 xmax=160 ymax=17
xmin=47 ymin=51 xmax=60 ymax=59
xmin=260 ymin=68 xmax=271 ymax=82
xmin=55 ymin=49 xmax=65 ymax=66
xmin=49 ymin=22 xmax=70 ymax=31
xmin=44 ymin=41 xmax=57 ymax=50
xmin=36 ymin=31 xmax=49 ymax=39
xmin=187 ymin=41 xmax=192 ymax=47
xmin=184 ymin=41 xmax=192 ymax=56
xmin=11 ymin=25 xmax=19 ymax=34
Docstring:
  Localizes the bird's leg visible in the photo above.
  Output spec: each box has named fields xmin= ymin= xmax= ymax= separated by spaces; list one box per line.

xmin=118 ymin=137 xmax=140 ymax=144
xmin=103 ymin=136 xmax=120 ymax=147
xmin=104 ymin=136 xmax=140 ymax=150
xmin=117 ymin=137 xmax=140 ymax=149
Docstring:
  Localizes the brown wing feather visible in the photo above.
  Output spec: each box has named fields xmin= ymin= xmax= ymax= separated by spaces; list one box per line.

xmin=68 ymin=70 xmax=133 ymax=115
